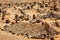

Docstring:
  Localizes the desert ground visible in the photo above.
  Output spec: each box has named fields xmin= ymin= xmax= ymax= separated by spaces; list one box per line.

xmin=0 ymin=0 xmax=60 ymax=40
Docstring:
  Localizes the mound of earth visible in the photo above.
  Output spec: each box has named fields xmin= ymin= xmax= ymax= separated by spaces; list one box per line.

xmin=3 ymin=22 xmax=59 ymax=39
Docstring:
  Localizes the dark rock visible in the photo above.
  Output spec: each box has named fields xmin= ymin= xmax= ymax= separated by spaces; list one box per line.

xmin=50 ymin=37 xmax=55 ymax=40
xmin=5 ymin=20 xmax=10 ymax=24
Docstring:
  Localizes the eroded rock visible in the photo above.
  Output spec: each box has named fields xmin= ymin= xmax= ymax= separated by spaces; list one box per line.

xmin=3 ymin=22 xmax=59 ymax=39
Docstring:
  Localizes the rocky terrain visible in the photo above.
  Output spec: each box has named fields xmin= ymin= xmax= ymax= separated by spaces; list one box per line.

xmin=0 ymin=0 xmax=60 ymax=40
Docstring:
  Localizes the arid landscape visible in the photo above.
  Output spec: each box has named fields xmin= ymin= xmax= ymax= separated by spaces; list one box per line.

xmin=0 ymin=0 xmax=60 ymax=40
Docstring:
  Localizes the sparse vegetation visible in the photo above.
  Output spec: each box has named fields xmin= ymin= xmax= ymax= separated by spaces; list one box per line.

xmin=0 ymin=0 xmax=60 ymax=40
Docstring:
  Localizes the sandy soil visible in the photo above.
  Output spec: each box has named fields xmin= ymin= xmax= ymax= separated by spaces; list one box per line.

xmin=0 ymin=0 xmax=60 ymax=40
